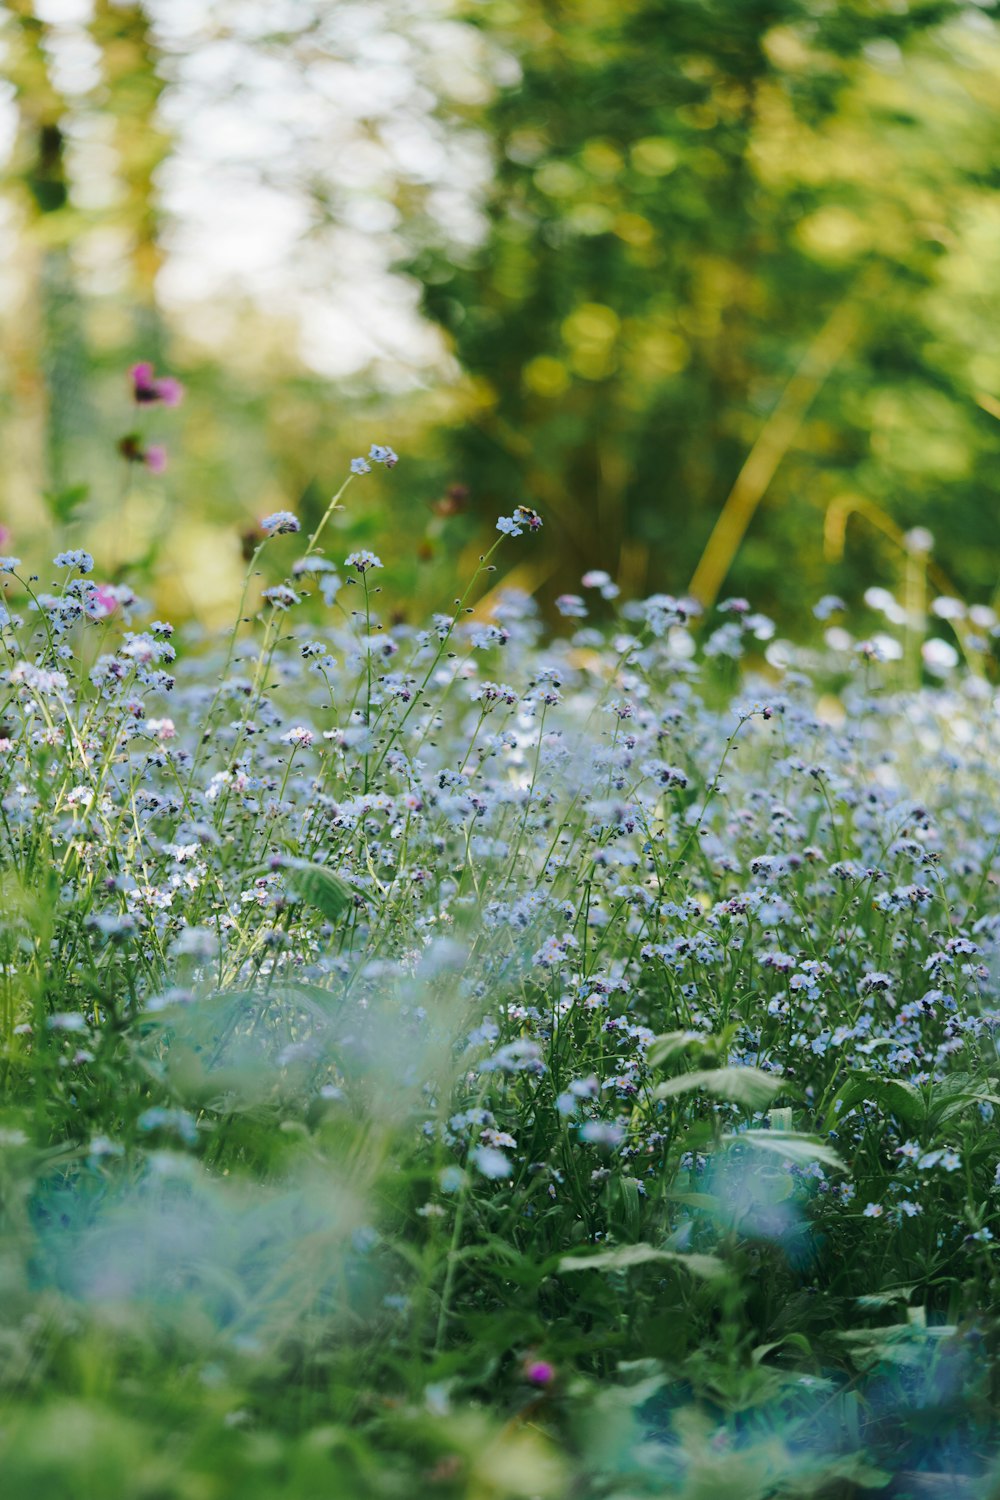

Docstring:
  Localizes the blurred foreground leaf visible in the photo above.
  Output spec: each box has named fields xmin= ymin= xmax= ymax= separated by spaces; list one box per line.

xmin=654 ymin=1067 xmax=784 ymax=1109
xmin=558 ymin=1244 xmax=726 ymax=1278
xmin=723 ymin=1130 xmax=848 ymax=1173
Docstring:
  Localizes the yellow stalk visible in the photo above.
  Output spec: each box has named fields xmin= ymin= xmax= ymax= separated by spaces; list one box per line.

xmin=688 ymin=286 xmax=866 ymax=610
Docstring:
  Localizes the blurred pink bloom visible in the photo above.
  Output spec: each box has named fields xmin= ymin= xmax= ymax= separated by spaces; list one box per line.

xmin=131 ymin=362 xmax=184 ymax=407
xmin=86 ymin=584 xmax=119 ymax=621
xmin=155 ymin=377 xmax=183 ymax=407
xmin=144 ymin=445 xmax=168 ymax=474
xmin=131 ymin=362 xmax=156 ymax=400
xmin=524 ymin=1359 xmax=555 ymax=1387
xmin=0 ymin=525 xmax=10 ymax=549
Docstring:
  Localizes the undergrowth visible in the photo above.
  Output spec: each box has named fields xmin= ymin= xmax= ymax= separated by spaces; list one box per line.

xmin=2 ymin=408 xmax=1000 ymax=1498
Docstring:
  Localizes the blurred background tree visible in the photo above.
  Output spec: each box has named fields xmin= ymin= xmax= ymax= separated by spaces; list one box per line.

xmin=408 ymin=0 xmax=1000 ymax=619
xmin=1 ymin=0 xmax=998 ymax=628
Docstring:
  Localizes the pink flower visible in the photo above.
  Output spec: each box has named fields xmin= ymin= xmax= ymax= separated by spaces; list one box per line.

xmin=85 ymin=584 xmax=119 ymax=621
xmin=131 ymin=362 xmax=157 ymax=401
xmin=130 ymin=362 xmax=184 ymax=407
xmin=118 ymin=434 xmax=168 ymax=472
xmin=0 ymin=525 xmax=11 ymax=550
xmin=524 ymin=1359 xmax=555 ymax=1387
xmin=154 ymin=377 xmax=183 ymax=407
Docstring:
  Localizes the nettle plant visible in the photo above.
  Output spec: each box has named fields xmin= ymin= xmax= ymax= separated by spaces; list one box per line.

xmin=3 ymin=385 xmax=1000 ymax=1489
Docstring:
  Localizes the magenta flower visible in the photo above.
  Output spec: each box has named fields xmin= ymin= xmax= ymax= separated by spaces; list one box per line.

xmin=131 ymin=363 xmax=157 ymax=401
xmin=524 ymin=1359 xmax=555 ymax=1387
xmin=144 ymin=445 xmax=168 ymax=474
xmin=130 ymin=362 xmax=184 ymax=407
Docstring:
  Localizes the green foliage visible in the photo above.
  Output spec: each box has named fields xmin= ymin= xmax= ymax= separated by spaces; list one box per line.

xmin=1 ymin=486 xmax=1000 ymax=1492
xmin=410 ymin=0 xmax=1000 ymax=619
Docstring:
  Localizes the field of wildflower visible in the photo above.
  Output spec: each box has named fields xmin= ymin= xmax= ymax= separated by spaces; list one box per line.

xmin=3 ymin=377 xmax=1000 ymax=1500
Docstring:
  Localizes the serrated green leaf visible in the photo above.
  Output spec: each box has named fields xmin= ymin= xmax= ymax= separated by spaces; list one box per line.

xmin=654 ymin=1067 xmax=783 ymax=1109
xmin=557 ymin=1244 xmax=726 ymax=1278
xmin=724 ymin=1129 xmax=847 ymax=1173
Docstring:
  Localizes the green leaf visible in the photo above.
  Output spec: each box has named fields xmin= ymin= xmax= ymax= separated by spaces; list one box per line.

xmin=664 ymin=1190 xmax=719 ymax=1212
xmin=42 ymin=483 xmax=89 ymax=525
xmin=654 ymin=1067 xmax=783 ymax=1109
xmin=754 ymin=1333 xmax=821 ymax=1367
xmin=557 ymin=1244 xmax=726 ymax=1278
xmin=273 ymin=981 xmax=347 ymax=1024
xmin=723 ymin=1130 xmax=848 ymax=1173
xmin=856 ymin=1286 xmax=916 ymax=1310
xmin=647 ymin=1030 xmax=709 ymax=1068
xmin=835 ymin=1324 xmax=955 ymax=1373
xmin=265 ymin=859 xmax=353 ymax=921
xmin=936 ymin=1088 xmax=1000 ymax=1125
xmin=617 ymin=1176 xmax=642 ymax=1238
xmin=823 ymin=1074 xmax=923 ymax=1134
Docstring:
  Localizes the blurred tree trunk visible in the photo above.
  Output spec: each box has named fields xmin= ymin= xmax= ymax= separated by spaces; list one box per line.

xmin=1 ymin=1 xmax=169 ymax=531
xmin=89 ymin=0 xmax=168 ymax=346
xmin=1 ymin=1 xmax=72 ymax=522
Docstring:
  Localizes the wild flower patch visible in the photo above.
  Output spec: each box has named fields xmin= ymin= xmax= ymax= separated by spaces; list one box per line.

xmin=2 ymin=415 xmax=1000 ymax=1495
